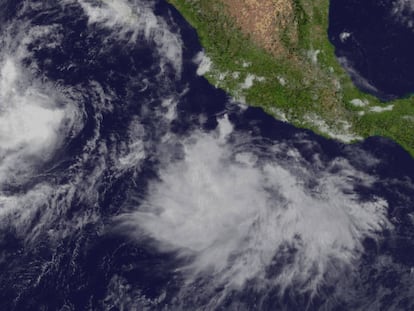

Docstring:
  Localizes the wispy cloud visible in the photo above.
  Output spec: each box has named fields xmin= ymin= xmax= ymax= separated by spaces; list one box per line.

xmin=119 ymin=115 xmax=391 ymax=304
xmin=75 ymin=0 xmax=183 ymax=75
xmin=0 ymin=24 xmax=81 ymax=187
xmin=337 ymin=56 xmax=379 ymax=94
xmin=391 ymin=0 xmax=414 ymax=29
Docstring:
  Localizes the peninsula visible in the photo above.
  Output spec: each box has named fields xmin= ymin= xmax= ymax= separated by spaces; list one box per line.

xmin=168 ymin=0 xmax=414 ymax=156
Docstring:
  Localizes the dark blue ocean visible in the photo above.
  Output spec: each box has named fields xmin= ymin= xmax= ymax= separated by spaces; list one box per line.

xmin=329 ymin=0 xmax=414 ymax=100
xmin=0 ymin=1 xmax=413 ymax=310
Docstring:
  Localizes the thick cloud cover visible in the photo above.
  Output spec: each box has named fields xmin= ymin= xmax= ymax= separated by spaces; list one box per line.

xmin=1 ymin=1 xmax=413 ymax=310
xmin=120 ymin=116 xmax=391 ymax=302
xmin=0 ymin=25 xmax=80 ymax=186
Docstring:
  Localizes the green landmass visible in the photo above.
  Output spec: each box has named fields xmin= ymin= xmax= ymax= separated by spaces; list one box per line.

xmin=167 ymin=0 xmax=414 ymax=157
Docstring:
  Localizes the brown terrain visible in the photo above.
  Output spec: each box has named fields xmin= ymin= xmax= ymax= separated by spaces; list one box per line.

xmin=221 ymin=0 xmax=298 ymax=56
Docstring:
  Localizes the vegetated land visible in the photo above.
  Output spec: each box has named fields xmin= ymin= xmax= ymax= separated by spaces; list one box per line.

xmin=167 ymin=0 xmax=414 ymax=157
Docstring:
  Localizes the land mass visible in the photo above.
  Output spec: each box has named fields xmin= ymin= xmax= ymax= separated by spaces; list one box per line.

xmin=167 ymin=0 xmax=414 ymax=156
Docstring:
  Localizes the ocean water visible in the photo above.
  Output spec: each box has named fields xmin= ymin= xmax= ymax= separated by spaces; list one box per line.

xmin=0 ymin=1 xmax=413 ymax=310
xmin=329 ymin=0 xmax=414 ymax=100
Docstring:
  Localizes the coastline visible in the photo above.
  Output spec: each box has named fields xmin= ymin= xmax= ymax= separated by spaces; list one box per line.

xmin=166 ymin=0 xmax=414 ymax=157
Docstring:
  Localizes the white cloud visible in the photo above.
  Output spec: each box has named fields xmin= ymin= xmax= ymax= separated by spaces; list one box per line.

xmin=0 ymin=14 xmax=99 ymax=241
xmin=119 ymin=116 xmax=391 ymax=302
xmin=340 ymin=31 xmax=352 ymax=42
xmin=240 ymin=73 xmax=265 ymax=89
xmin=242 ymin=61 xmax=251 ymax=68
xmin=350 ymin=98 xmax=369 ymax=107
xmin=0 ymin=26 xmax=81 ymax=186
xmin=0 ymin=0 xmax=185 ymax=242
xmin=369 ymin=105 xmax=394 ymax=113
xmin=307 ymin=49 xmax=321 ymax=64
xmin=304 ymin=113 xmax=362 ymax=143
xmin=76 ymin=0 xmax=183 ymax=75
xmin=387 ymin=1 xmax=414 ymax=32
xmin=79 ymin=0 xmax=139 ymax=26
xmin=113 ymin=118 xmax=146 ymax=172
xmin=338 ymin=57 xmax=379 ymax=94
xmin=193 ymin=51 xmax=212 ymax=76
xmin=392 ymin=0 xmax=409 ymax=13
xmin=277 ymin=75 xmax=287 ymax=86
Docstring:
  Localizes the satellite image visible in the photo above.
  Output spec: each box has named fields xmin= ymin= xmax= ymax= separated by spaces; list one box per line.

xmin=0 ymin=0 xmax=414 ymax=310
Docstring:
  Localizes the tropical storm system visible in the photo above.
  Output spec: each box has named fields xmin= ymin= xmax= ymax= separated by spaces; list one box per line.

xmin=0 ymin=0 xmax=414 ymax=310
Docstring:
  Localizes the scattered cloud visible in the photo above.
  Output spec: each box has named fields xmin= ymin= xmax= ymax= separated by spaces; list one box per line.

xmin=337 ymin=57 xmax=379 ymax=94
xmin=240 ymin=73 xmax=265 ymax=89
xmin=350 ymin=98 xmax=369 ymax=107
xmin=75 ymin=0 xmax=183 ymax=75
xmin=369 ymin=104 xmax=394 ymax=113
xmin=304 ymin=113 xmax=362 ymax=143
xmin=119 ymin=115 xmax=391 ymax=303
xmin=0 ymin=24 xmax=82 ymax=187
xmin=194 ymin=51 xmax=212 ymax=76
xmin=339 ymin=31 xmax=352 ymax=42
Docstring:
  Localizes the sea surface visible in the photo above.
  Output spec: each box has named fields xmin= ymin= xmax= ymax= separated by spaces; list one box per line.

xmin=329 ymin=0 xmax=414 ymax=100
xmin=0 ymin=0 xmax=413 ymax=310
